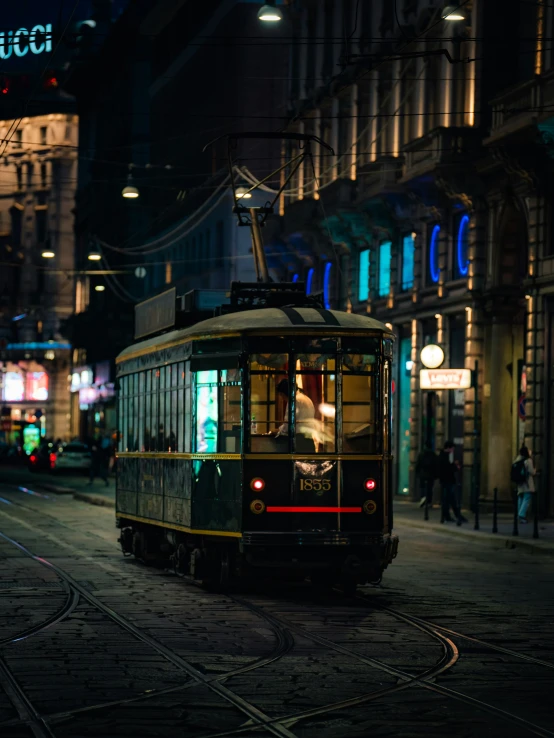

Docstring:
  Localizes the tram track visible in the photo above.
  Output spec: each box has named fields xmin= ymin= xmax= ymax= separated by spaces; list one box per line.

xmin=201 ymin=591 xmax=554 ymax=738
xmin=0 ymin=528 xmax=298 ymax=738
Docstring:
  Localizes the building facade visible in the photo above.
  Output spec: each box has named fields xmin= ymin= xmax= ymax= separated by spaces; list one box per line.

xmin=0 ymin=114 xmax=78 ymax=448
xmin=264 ymin=0 xmax=554 ymax=515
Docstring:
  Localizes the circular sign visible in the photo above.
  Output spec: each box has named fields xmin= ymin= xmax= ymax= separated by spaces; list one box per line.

xmin=420 ymin=344 xmax=445 ymax=369
xmin=250 ymin=500 xmax=265 ymax=515
xmin=363 ymin=500 xmax=377 ymax=515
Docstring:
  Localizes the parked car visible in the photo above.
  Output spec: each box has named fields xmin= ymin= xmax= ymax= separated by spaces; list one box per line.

xmin=50 ymin=443 xmax=92 ymax=473
xmin=28 ymin=442 xmax=53 ymax=472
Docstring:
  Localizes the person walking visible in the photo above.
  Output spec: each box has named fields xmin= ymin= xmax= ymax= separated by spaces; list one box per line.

xmin=512 ymin=445 xmax=535 ymax=524
xmin=416 ymin=443 xmax=438 ymax=508
xmin=88 ymin=434 xmax=109 ymax=486
xmin=437 ymin=440 xmax=468 ymax=525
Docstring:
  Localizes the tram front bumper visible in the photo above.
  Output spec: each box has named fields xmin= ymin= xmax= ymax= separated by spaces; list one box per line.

xmin=241 ymin=531 xmax=399 ymax=572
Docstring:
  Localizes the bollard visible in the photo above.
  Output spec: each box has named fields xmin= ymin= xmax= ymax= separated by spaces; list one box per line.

xmin=512 ymin=490 xmax=519 ymax=537
xmin=474 ymin=490 xmax=480 ymax=531
xmin=492 ymin=487 xmax=498 ymax=533
xmin=533 ymin=491 xmax=539 ymax=540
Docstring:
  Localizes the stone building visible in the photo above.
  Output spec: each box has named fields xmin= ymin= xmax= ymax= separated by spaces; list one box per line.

xmin=262 ymin=0 xmax=554 ymax=514
xmin=0 ymin=114 xmax=78 ymax=446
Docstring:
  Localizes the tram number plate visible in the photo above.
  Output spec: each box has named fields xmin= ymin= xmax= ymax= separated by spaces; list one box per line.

xmin=299 ymin=478 xmax=331 ymax=492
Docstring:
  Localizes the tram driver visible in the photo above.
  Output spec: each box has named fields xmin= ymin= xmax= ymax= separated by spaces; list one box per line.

xmin=270 ymin=379 xmax=316 ymax=453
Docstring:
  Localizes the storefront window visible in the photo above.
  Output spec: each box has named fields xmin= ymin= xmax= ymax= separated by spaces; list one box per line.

xmin=342 ymin=355 xmax=379 ymax=453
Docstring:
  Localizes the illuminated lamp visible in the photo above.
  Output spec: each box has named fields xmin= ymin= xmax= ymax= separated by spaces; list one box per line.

xmin=364 ymin=479 xmax=376 ymax=491
xmin=306 ymin=267 xmax=314 ymax=295
xmin=235 ymin=186 xmax=252 ymax=199
xmin=122 ymin=173 xmax=139 ymax=199
xmin=429 ymin=225 xmax=440 ymax=284
xmin=30 ymin=455 xmax=37 ymax=463
xmin=258 ymin=2 xmax=283 ymax=22
xmin=457 ymin=215 xmax=469 ymax=276
xmin=94 ymin=285 xmax=105 ymax=292
xmin=41 ymin=250 xmax=55 ymax=258
xmin=88 ymin=248 xmax=101 ymax=261
xmin=323 ymin=262 xmax=332 ymax=309
xmin=250 ymin=477 xmax=265 ymax=492
xmin=442 ymin=5 xmax=466 ymax=21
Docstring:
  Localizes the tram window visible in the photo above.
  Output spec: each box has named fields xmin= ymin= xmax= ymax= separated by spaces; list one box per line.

xmin=221 ymin=370 xmax=241 ymax=453
xmin=151 ymin=370 xmax=159 ymax=451
xmin=184 ymin=364 xmax=191 ymax=452
xmin=132 ymin=374 xmax=139 ymax=452
xmin=195 ymin=370 xmax=218 ymax=453
xmin=250 ymin=354 xmax=288 ymax=371
xmin=144 ymin=370 xmax=151 ymax=451
xmin=383 ymin=360 xmax=391 ymax=454
xmin=138 ymin=372 xmax=145 ymax=452
xmin=295 ymin=356 xmax=336 ymax=453
xmin=342 ymin=369 xmax=378 ymax=454
xmin=249 ymin=372 xmax=288 ymax=451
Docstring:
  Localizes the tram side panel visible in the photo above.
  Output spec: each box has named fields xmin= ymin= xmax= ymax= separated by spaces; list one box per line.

xmin=164 ymin=457 xmax=192 ymax=528
xmin=341 ymin=460 xmax=384 ymax=533
xmin=116 ymin=456 xmax=139 ymax=517
xmin=191 ymin=459 xmax=242 ymax=532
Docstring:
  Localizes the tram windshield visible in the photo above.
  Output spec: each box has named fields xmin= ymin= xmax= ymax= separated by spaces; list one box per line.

xmin=248 ymin=339 xmax=382 ymax=454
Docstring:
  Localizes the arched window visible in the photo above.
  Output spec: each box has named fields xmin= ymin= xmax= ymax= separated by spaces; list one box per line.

xmin=456 ymin=215 xmax=469 ymax=278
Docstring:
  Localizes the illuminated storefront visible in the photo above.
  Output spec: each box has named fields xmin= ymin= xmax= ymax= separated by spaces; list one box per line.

xmin=0 ymin=361 xmax=49 ymax=452
xmin=69 ymin=362 xmax=116 ymax=440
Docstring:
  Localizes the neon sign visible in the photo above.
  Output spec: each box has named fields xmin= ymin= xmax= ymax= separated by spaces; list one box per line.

xmin=0 ymin=25 xmax=53 ymax=60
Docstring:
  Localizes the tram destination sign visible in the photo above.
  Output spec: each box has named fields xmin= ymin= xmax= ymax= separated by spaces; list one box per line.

xmin=420 ymin=368 xmax=472 ymax=390
xmin=135 ymin=288 xmax=176 ymax=340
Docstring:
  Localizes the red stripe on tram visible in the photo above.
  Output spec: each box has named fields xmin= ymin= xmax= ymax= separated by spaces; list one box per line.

xmin=266 ymin=506 xmax=362 ymax=513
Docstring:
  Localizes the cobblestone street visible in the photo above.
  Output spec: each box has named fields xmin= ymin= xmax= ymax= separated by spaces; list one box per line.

xmin=0 ymin=481 xmax=553 ymax=738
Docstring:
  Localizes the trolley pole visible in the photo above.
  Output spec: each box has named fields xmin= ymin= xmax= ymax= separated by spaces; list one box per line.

xmin=249 ymin=208 xmax=270 ymax=282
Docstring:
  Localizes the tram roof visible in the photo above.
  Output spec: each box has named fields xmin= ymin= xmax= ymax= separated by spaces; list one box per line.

xmin=117 ymin=307 xmax=392 ymax=362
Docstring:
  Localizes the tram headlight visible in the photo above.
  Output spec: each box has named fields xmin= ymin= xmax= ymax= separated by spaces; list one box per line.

xmin=364 ymin=478 xmax=376 ymax=491
xmin=250 ymin=477 xmax=265 ymax=492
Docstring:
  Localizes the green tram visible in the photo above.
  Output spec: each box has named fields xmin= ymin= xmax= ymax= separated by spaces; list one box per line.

xmin=116 ymin=286 xmax=398 ymax=592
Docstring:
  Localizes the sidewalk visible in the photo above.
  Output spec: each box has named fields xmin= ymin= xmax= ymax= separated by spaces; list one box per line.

xmin=0 ymin=465 xmax=116 ymax=507
xmin=393 ymin=500 xmax=554 ymax=557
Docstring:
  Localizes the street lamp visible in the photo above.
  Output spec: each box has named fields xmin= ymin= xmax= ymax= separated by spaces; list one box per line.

xmin=94 ymin=285 xmax=105 ymax=292
xmin=122 ymin=173 xmax=139 ymax=199
xmin=235 ymin=186 xmax=252 ymax=199
xmin=258 ymin=2 xmax=282 ymax=22
xmin=87 ymin=248 xmax=101 ymax=261
xmin=41 ymin=250 xmax=55 ymax=258
xmin=442 ymin=5 xmax=466 ymax=21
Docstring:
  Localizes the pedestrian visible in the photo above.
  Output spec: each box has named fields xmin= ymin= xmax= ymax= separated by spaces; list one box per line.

xmin=88 ymin=434 xmax=109 ymax=486
xmin=512 ymin=445 xmax=535 ymax=524
xmin=271 ymin=379 xmax=316 ymax=452
xmin=438 ymin=440 xmax=468 ymax=525
xmin=416 ymin=443 xmax=438 ymax=508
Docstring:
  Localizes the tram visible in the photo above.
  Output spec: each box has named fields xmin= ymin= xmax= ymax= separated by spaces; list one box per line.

xmin=115 ymin=282 xmax=398 ymax=592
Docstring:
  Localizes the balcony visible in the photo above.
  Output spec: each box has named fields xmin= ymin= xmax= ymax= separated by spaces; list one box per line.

xmin=356 ymin=156 xmax=403 ymax=201
xmin=485 ymin=71 xmax=554 ymax=145
xmin=401 ymin=127 xmax=482 ymax=183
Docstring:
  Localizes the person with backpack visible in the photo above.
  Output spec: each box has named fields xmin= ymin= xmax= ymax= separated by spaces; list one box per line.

xmin=416 ymin=443 xmax=438 ymax=508
xmin=512 ymin=445 xmax=535 ymax=523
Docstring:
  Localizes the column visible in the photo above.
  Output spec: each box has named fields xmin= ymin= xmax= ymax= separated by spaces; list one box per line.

xmin=435 ymin=314 xmax=447 ymax=450
xmin=463 ymin=305 xmax=485 ymax=505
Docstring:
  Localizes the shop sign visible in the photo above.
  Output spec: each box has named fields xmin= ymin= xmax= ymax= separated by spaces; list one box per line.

xmin=0 ymin=25 xmax=53 ymax=60
xmin=420 ymin=368 xmax=471 ymax=390
xmin=71 ymin=368 xmax=93 ymax=393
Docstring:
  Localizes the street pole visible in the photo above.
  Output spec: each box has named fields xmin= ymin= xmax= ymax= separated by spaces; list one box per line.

xmin=249 ymin=208 xmax=269 ymax=282
xmin=473 ymin=359 xmax=480 ymax=530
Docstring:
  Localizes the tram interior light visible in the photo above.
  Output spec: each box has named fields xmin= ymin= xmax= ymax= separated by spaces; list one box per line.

xmin=318 ymin=402 xmax=336 ymax=418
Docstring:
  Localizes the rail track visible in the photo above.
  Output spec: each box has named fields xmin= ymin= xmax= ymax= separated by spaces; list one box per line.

xmin=0 ymin=491 xmax=553 ymax=738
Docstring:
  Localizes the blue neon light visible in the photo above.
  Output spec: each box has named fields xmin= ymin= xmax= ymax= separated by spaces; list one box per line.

xmin=457 ymin=215 xmax=469 ymax=277
xmin=7 ymin=342 xmax=71 ymax=350
xmin=429 ymin=225 xmax=440 ymax=284
xmin=306 ymin=268 xmax=314 ymax=295
xmin=292 ymin=273 xmax=299 ymax=283
xmin=323 ymin=262 xmax=332 ymax=309
xmin=358 ymin=249 xmax=370 ymax=302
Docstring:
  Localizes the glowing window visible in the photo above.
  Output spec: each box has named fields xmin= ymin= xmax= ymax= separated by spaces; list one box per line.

xmin=358 ymin=248 xmax=370 ymax=302
xmin=195 ymin=370 xmax=218 ymax=453
xmin=306 ymin=268 xmax=314 ymax=295
xmin=401 ymin=234 xmax=415 ymax=291
xmin=378 ymin=241 xmax=391 ymax=297
xmin=323 ymin=262 xmax=332 ymax=309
